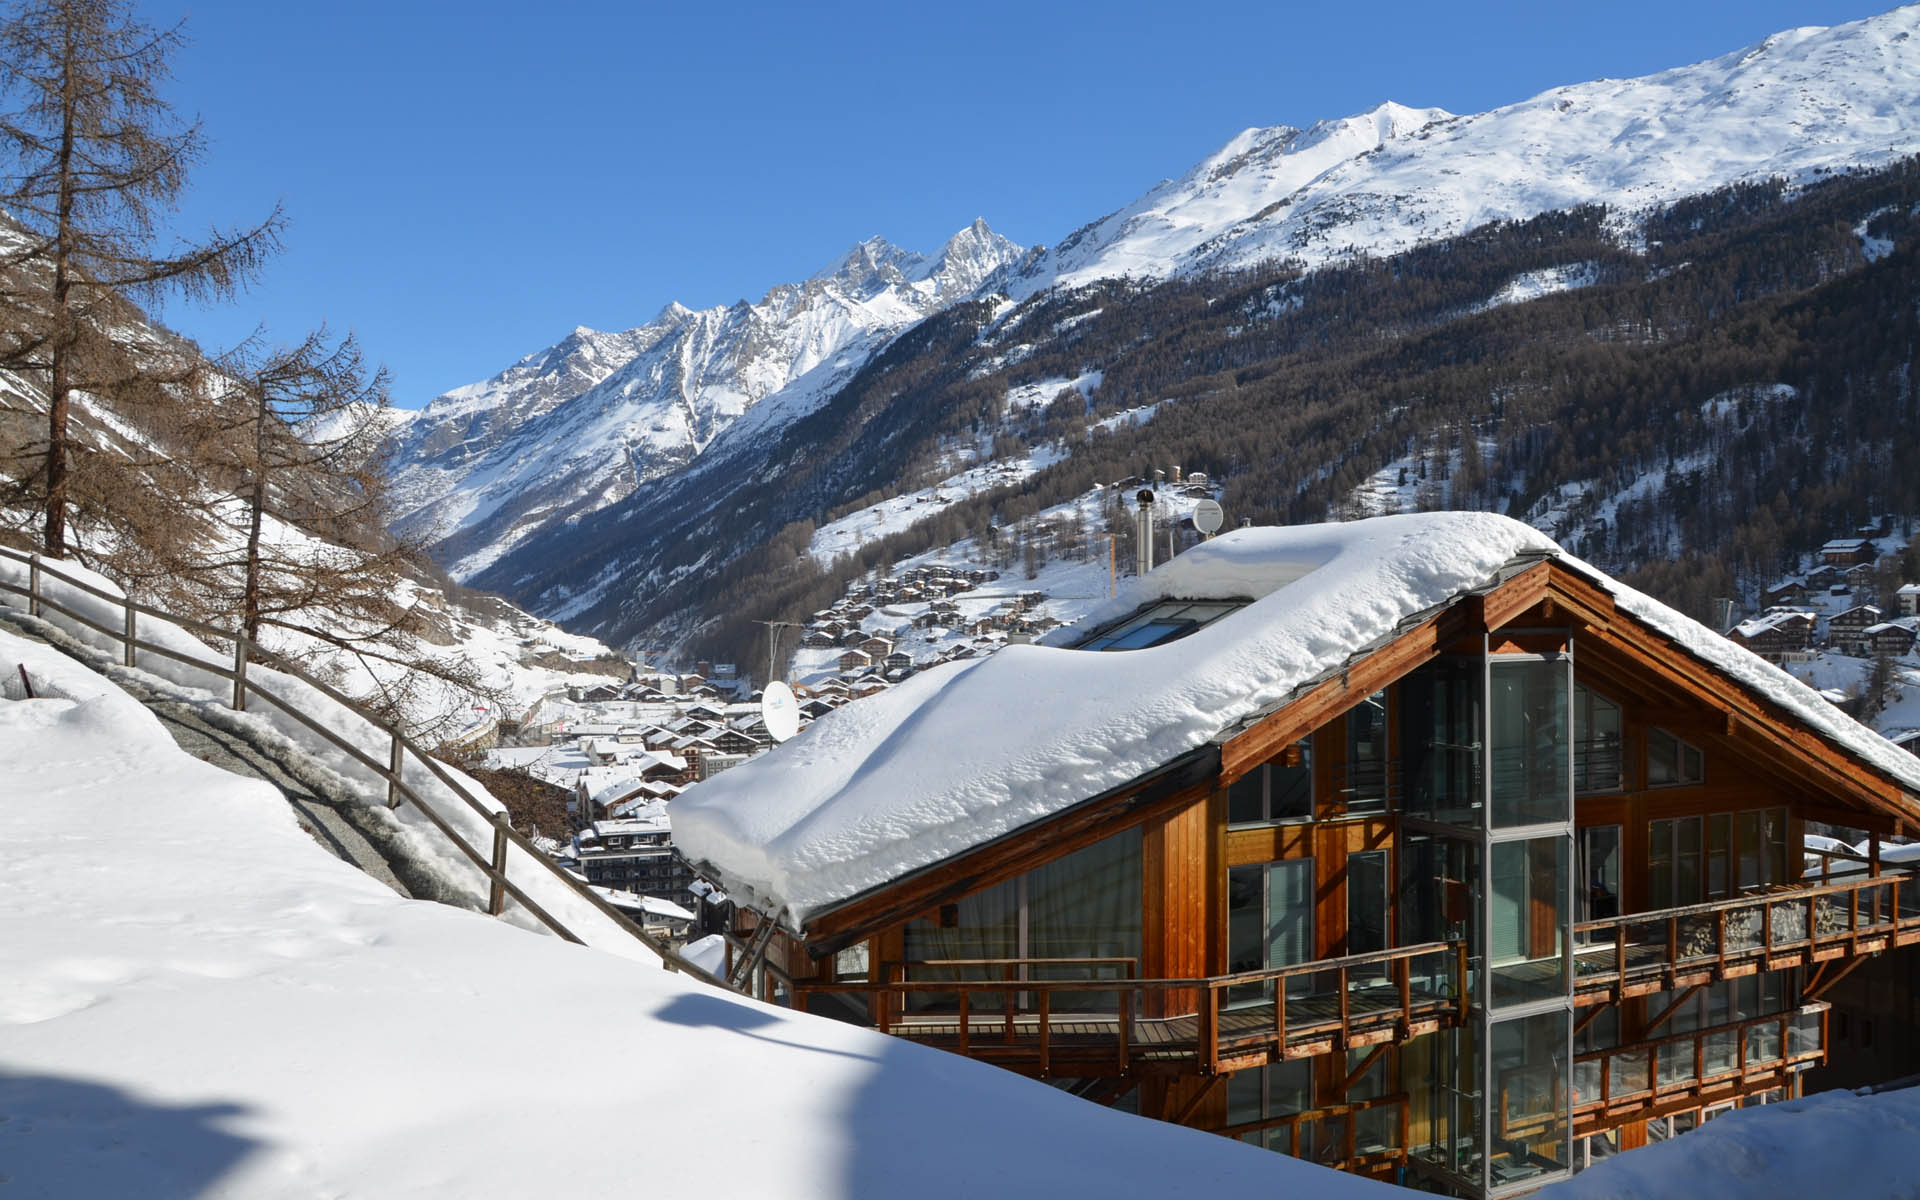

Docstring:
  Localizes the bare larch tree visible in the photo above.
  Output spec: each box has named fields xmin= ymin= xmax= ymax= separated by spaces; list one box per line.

xmin=0 ymin=0 xmax=280 ymax=557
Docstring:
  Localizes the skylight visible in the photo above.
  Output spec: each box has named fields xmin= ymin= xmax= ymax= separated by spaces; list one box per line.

xmin=1074 ymin=600 xmax=1245 ymax=652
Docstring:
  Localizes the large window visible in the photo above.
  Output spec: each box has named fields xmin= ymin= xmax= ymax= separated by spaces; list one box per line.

xmin=1226 ymin=1059 xmax=1313 ymax=1153
xmin=1489 ymin=837 xmax=1568 ymax=1007
xmin=1228 ymin=740 xmax=1312 ymax=825
xmin=1573 ymin=685 xmax=1623 ymax=793
xmin=1649 ymin=808 xmax=1787 ymax=908
xmin=1400 ymin=657 xmax=1484 ymax=826
xmin=902 ymin=828 xmax=1141 ymax=1012
xmin=1228 ymin=859 xmax=1315 ymax=1006
xmin=1344 ymin=692 xmax=1390 ymax=815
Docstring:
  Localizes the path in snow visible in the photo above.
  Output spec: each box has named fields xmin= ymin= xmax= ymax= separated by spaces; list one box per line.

xmin=0 ymin=608 xmax=444 ymax=905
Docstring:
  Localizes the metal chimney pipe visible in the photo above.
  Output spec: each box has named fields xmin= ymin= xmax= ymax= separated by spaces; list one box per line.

xmin=1136 ymin=489 xmax=1155 ymax=575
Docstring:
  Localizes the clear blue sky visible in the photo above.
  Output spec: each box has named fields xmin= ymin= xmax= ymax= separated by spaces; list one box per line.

xmin=137 ymin=0 xmax=1895 ymax=407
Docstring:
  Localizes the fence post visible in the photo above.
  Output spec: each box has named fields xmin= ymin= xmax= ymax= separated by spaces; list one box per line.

xmin=27 ymin=552 xmax=40 ymax=617
xmin=231 ymin=638 xmax=248 ymax=711
xmin=123 ymin=599 xmax=136 ymax=668
xmin=387 ymin=732 xmax=405 ymax=809
xmin=487 ymin=810 xmax=511 ymax=916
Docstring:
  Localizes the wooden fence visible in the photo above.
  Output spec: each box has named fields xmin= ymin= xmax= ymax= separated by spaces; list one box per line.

xmin=0 ymin=546 xmax=726 ymax=989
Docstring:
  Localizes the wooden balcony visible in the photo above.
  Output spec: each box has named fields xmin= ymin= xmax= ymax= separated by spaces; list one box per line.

xmin=1564 ymin=1004 xmax=1826 ymax=1136
xmin=1572 ymin=867 xmax=1920 ymax=1003
xmin=792 ymin=942 xmax=1468 ymax=1078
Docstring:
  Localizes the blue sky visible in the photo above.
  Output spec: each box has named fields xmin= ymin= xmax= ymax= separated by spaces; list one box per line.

xmin=140 ymin=0 xmax=1894 ymax=406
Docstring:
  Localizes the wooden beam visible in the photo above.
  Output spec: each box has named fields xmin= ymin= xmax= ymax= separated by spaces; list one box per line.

xmin=1573 ymin=1004 xmax=1611 ymax=1039
xmin=1338 ymin=1043 xmax=1389 ymax=1095
xmin=1643 ymin=984 xmax=1704 ymax=1037
xmin=1806 ymin=956 xmax=1870 ymax=1002
xmin=1168 ymin=1077 xmax=1224 ymax=1128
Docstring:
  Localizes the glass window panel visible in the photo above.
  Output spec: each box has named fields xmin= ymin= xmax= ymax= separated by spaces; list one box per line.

xmin=1345 ymin=692 xmax=1390 ymax=814
xmin=1228 ymin=766 xmax=1267 ymax=826
xmin=1399 ymin=657 xmax=1482 ymax=826
xmin=1024 ymin=829 xmax=1142 ymax=1011
xmin=1707 ymin=813 xmax=1732 ymax=900
xmin=1490 ymin=1010 xmax=1572 ymax=1188
xmin=1648 ymin=728 xmax=1679 ymax=786
xmin=1738 ymin=811 xmax=1766 ymax=891
xmin=1573 ymin=685 xmax=1623 ymax=792
xmin=1650 ymin=820 xmax=1675 ymax=909
xmin=1490 ymin=657 xmax=1571 ymax=827
xmin=1580 ymin=825 xmax=1622 ymax=927
xmin=1228 ymin=859 xmax=1314 ymax=1007
xmin=1272 ymin=743 xmax=1312 ymax=821
xmin=1767 ymin=809 xmax=1789 ymax=889
xmin=1347 ymin=851 xmax=1389 ymax=955
xmin=1491 ymin=837 xmax=1570 ymax=1008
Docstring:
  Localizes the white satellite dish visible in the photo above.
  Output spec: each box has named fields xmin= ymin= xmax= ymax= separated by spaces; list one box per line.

xmin=1191 ymin=499 xmax=1225 ymax=536
xmin=761 ymin=679 xmax=800 ymax=743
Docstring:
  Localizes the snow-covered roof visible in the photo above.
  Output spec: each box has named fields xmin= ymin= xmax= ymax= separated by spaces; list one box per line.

xmin=672 ymin=513 xmax=1920 ymax=928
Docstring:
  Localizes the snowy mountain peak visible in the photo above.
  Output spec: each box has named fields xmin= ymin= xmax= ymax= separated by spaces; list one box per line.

xmin=1001 ymin=5 xmax=1920 ymax=299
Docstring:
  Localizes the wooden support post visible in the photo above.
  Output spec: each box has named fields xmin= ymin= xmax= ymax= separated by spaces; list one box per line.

xmin=27 ymin=552 xmax=39 ymax=617
xmin=231 ymin=638 xmax=248 ymax=712
xmin=487 ymin=810 xmax=511 ymax=916
xmin=1004 ymin=963 xmax=1017 ymax=1045
xmin=1038 ymin=989 xmax=1051 ymax=1077
xmin=1274 ymin=983 xmax=1288 ymax=1052
xmin=1396 ymin=956 xmax=1412 ymax=1035
xmin=958 ymin=989 xmax=971 ymax=1057
xmin=877 ymin=964 xmax=896 ymax=1036
xmin=1455 ymin=942 xmax=1470 ymax=1021
xmin=1337 ymin=965 xmax=1352 ymax=1045
xmin=1117 ymin=990 xmax=1131 ymax=1075
xmin=387 ymin=732 xmax=405 ymax=809
xmin=1200 ymin=984 xmax=1220 ymax=1075
xmin=1870 ymin=833 xmax=1882 ymax=879
xmin=122 ymin=600 xmax=136 ymax=669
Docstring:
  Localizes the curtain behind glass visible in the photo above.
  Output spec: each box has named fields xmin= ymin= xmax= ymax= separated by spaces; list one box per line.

xmin=1026 ymin=829 xmax=1142 ymax=1012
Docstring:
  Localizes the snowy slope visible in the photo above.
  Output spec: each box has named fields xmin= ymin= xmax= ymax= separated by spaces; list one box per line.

xmin=0 ymin=628 xmax=1393 ymax=1200
xmin=998 ymin=7 xmax=1920 ymax=297
xmin=388 ymin=220 xmax=1024 ymax=580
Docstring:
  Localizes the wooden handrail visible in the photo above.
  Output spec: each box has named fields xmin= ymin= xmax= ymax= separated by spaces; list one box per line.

xmin=0 ymin=547 xmax=728 ymax=989
xmin=1575 ymin=870 xmax=1920 ymax=936
xmin=798 ymin=940 xmax=1462 ymax=996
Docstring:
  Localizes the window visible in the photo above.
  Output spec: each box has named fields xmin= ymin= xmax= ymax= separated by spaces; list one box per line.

xmin=1347 ymin=850 xmax=1389 ymax=955
xmin=1228 ymin=741 xmax=1312 ymax=825
xmin=1650 ymin=808 xmax=1785 ymax=907
xmin=1343 ymin=692 xmax=1390 ymax=814
xmin=1075 ymin=600 xmax=1245 ymax=651
xmin=1647 ymin=728 xmax=1704 ymax=787
xmin=1572 ymin=686 xmax=1622 ymax=792
xmin=1226 ymin=1059 xmax=1313 ymax=1154
xmin=1228 ymin=859 xmax=1315 ymax=1007
xmin=1488 ymin=656 xmax=1571 ymax=827
xmin=902 ymin=828 xmax=1142 ymax=1013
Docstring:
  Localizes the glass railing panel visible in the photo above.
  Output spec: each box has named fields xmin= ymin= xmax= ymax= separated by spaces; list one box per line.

xmin=1607 ymin=1048 xmax=1651 ymax=1098
xmin=1813 ymin=893 xmax=1851 ymax=939
xmin=1703 ymin=1030 xmax=1738 ymax=1078
xmin=1409 ymin=948 xmax=1453 ymax=1000
xmin=1859 ymin=884 xmax=1891 ymax=929
xmin=1355 ymin=1104 xmax=1401 ymax=1156
xmin=1788 ymin=1012 xmax=1822 ymax=1057
xmin=1769 ymin=898 xmax=1809 ymax=947
xmin=1657 ymin=1040 xmax=1697 ymax=1089
xmin=1724 ymin=905 xmax=1764 ymax=953
xmin=1899 ymin=878 xmax=1920 ymax=920
xmin=1570 ymin=1060 xmax=1603 ymax=1108
xmin=1746 ymin=1022 xmax=1782 ymax=1065
xmin=1676 ymin=913 xmax=1718 ymax=962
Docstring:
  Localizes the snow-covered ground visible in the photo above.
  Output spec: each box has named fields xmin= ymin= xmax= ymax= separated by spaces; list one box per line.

xmin=1542 ymin=1084 xmax=1920 ymax=1199
xmin=0 ymin=626 xmax=1392 ymax=1199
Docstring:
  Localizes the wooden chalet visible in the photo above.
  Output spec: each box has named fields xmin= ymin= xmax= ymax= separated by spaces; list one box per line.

xmin=674 ymin=516 xmax=1920 ymax=1198
xmin=1827 ymin=604 xmax=1884 ymax=655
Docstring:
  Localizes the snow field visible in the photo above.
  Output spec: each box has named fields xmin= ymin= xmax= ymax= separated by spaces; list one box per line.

xmin=0 ymin=626 xmax=1394 ymax=1199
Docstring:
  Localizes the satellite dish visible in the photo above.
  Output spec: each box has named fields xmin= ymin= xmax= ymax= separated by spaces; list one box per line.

xmin=761 ymin=680 xmax=800 ymax=743
xmin=1191 ymin=499 xmax=1225 ymax=536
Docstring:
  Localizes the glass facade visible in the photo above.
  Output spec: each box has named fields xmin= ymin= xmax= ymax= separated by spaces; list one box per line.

xmin=1403 ymin=645 xmax=1576 ymax=1197
xmin=1228 ymin=859 xmax=1314 ymax=1006
xmin=901 ymin=827 xmax=1141 ymax=1012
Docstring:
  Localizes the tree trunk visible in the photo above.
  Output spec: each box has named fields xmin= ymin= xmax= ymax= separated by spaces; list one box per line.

xmin=41 ymin=19 xmax=79 ymax=557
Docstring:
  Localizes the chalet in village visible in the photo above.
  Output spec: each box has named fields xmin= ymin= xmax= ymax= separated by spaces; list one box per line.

xmin=673 ymin=513 xmax=1920 ymax=1198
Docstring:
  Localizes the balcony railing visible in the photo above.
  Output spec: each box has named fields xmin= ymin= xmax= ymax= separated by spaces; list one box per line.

xmin=1560 ymin=1005 xmax=1826 ymax=1130
xmin=791 ymin=941 xmax=1467 ymax=1076
xmin=1573 ymin=868 xmax=1920 ymax=1000
xmin=1215 ymin=1093 xmax=1408 ymax=1172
